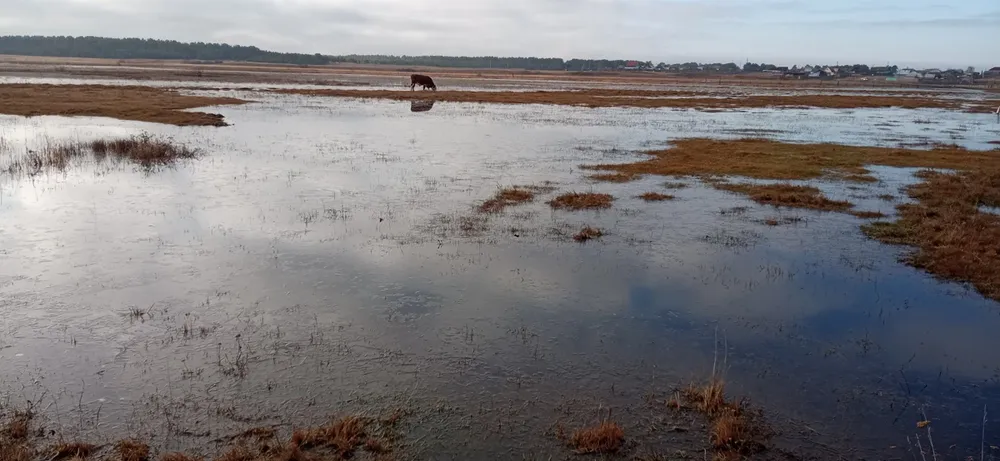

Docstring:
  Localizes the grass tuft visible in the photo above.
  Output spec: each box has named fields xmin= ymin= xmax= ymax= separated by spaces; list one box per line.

xmin=588 ymin=172 xmax=641 ymax=183
xmin=117 ymin=440 xmax=150 ymax=461
xmin=4 ymin=134 xmax=199 ymax=176
xmin=568 ymin=421 xmax=625 ymax=454
xmin=52 ymin=442 xmax=97 ymax=460
xmin=478 ymin=187 xmax=535 ymax=213
xmin=548 ymin=192 xmax=614 ymax=210
xmin=637 ymin=192 xmax=674 ymax=202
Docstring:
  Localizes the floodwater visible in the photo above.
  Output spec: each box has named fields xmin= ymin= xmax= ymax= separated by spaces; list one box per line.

xmin=1 ymin=81 xmax=1000 ymax=460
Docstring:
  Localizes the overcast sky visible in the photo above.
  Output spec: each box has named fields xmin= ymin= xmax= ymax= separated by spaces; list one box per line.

xmin=2 ymin=0 xmax=998 ymax=68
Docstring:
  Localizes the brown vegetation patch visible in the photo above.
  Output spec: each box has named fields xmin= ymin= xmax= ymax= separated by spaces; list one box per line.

xmin=568 ymin=421 xmax=625 ymax=454
xmin=269 ymin=88 xmax=973 ymax=111
xmin=52 ymin=442 xmax=97 ymax=459
xmin=3 ymin=135 xmax=199 ymax=176
xmin=849 ymin=210 xmax=888 ymax=219
xmin=862 ymin=169 xmax=1000 ymax=301
xmin=760 ymin=216 xmax=804 ymax=226
xmin=159 ymin=453 xmax=202 ymax=461
xmin=715 ymin=183 xmax=853 ymax=212
xmin=588 ymin=172 xmax=641 ymax=183
xmin=0 ymin=84 xmax=245 ymax=126
xmin=584 ymin=138 xmax=1000 ymax=183
xmin=290 ymin=416 xmax=366 ymax=457
xmin=637 ymin=192 xmax=674 ymax=202
xmin=662 ymin=181 xmax=689 ymax=189
xmin=118 ymin=440 xmax=150 ymax=461
xmin=548 ymin=192 xmax=614 ymax=210
xmin=573 ymin=226 xmax=604 ymax=242
xmin=678 ymin=379 xmax=770 ymax=459
xmin=477 ymin=187 xmax=535 ymax=213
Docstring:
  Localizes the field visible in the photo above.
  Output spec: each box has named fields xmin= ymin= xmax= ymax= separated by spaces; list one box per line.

xmin=1 ymin=57 xmax=999 ymax=461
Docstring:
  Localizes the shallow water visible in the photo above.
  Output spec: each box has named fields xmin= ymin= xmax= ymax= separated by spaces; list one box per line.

xmin=1 ymin=83 xmax=999 ymax=459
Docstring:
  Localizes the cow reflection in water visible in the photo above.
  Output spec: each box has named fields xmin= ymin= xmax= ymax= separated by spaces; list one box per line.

xmin=410 ymin=100 xmax=435 ymax=112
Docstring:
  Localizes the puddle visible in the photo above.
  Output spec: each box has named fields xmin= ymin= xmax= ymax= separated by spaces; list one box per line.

xmin=1 ymin=82 xmax=999 ymax=459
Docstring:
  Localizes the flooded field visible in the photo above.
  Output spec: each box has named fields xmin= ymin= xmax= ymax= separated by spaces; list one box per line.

xmin=1 ymin=79 xmax=1000 ymax=460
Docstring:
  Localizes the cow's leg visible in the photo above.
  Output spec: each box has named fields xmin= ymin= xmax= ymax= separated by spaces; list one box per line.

xmin=410 ymin=82 xmax=416 ymax=91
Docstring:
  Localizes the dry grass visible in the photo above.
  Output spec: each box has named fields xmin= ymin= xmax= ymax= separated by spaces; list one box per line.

xmin=862 ymin=169 xmax=1000 ymax=301
xmin=548 ymin=192 xmax=614 ymax=210
xmin=52 ymin=442 xmax=97 ymax=459
xmin=290 ymin=416 xmax=366 ymax=457
xmin=637 ymin=192 xmax=674 ymax=202
xmin=3 ymin=134 xmax=198 ymax=175
xmin=2 ymin=411 xmax=31 ymax=440
xmin=678 ymin=379 xmax=770 ymax=459
xmin=760 ymin=216 xmax=804 ymax=226
xmin=662 ymin=181 xmax=689 ymax=189
xmin=568 ymin=421 xmax=625 ymax=454
xmin=715 ymin=183 xmax=854 ymax=212
xmin=118 ymin=440 xmax=150 ymax=461
xmin=583 ymin=138 xmax=1000 ymax=183
xmin=0 ymin=84 xmax=245 ymax=126
xmin=269 ymin=88 xmax=979 ymax=111
xmin=573 ymin=226 xmax=604 ymax=242
xmin=478 ymin=187 xmax=535 ymax=213
xmin=1 ymin=410 xmax=34 ymax=461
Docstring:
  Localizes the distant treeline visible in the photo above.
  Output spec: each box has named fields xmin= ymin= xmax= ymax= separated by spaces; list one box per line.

xmin=0 ymin=36 xmax=917 ymax=76
xmin=0 ymin=36 xmax=330 ymax=65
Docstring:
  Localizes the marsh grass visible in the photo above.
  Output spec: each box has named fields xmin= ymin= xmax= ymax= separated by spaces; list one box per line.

xmin=715 ymin=183 xmax=854 ymax=212
xmin=862 ymin=169 xmax=1000 ymax=302
xmin=478 ymin=187 xmax=535 ymax=213
xmin=117 ymin=440 xmax=150 ymax=461
xmin=588 ymin=172 xmax=641 ymax=183
xmin=568 ymin=421 xmax=625 ymax=454
xmin=583 ymin=138 xmax=1000 ymax=183
xmin=548 ymin=192 xmax=614 ymax=210
xmin=4 ymin=134 xmax=199 ymax=176
xmin=849 ymin=210 xmax=888 ymax=219
xmin=677 ymin=378 xmax=770 ymax=459
xmin=52 ymin=442 xmax=97 ymax=459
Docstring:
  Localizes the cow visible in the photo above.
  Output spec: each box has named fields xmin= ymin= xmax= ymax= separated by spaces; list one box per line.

xmin=410 ymin=74 xmax=437 ymax=91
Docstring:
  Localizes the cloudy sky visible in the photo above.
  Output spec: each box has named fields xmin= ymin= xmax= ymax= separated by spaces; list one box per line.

xmin=2 ymin=0 xmax=998 ymax=68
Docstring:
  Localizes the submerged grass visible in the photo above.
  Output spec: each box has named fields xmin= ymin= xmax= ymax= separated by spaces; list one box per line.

xmin=862 ymin=169 xmax=1000 ymax=302
xmin=0 ymin=83 xmax=245 ymax=126
xmin=3 ymin=134 xmax=199 ymax=176
xmin=677 ymin=378 xmax=770 ymax=459
xmin=583 ymin=138 xmax=1000 ymax=183
xmin=573 ymin=226 xmax=604 ymax=242
xmin=715 ymin=183 xmax=853 ymax=212
xmin=637 ymin=192 xmax=674 ymax=202
xmin=548 ymin=192 xmax=614 ymax=210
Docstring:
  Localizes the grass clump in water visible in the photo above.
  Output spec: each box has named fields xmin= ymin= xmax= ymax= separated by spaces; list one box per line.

xmin=637 ymin=192 xmax=674 ymax=202
xmin=548 ymin=192 xmax=614 ymax=210
xmin=4 ymin=134 xmax=199 ymax=176
xmin=568 ymin=421 xmax=625 ymax=454
xmin=588 ymin=172 xmax=641 ymax=183
xmin=573 ymin=226 xmax=604 ymax=242
xmin=478 ymin=187 xmax=535 ymax=213
xmin=117 ymin=440 xmax=150 ymax=461
xmin=676 ymin=378 xmax=770 ymax=460
xmin=715 ymin=183 xmax=853 ymax=212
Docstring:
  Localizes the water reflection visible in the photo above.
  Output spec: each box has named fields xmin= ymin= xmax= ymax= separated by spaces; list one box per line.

xmin=410 ymin=100 xmax=435 ymax=113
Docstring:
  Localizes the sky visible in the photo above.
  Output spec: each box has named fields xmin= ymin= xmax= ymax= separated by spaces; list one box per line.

xmin=1 ymin=0 xmax=998 ymax=69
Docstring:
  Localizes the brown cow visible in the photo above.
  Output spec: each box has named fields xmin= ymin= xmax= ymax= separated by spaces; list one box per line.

xmin=410 ymin=74 xmax=437 ymax=91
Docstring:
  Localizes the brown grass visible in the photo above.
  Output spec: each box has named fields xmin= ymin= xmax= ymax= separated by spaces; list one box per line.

xmin=2 ymin=411 xmax=31 ymax=440
xmin=118 ymin=440 xmax=150 ymax=461
xmin=679 ymin=379 xmax=769 ymax=459
xmin=637 ymin=192 xmax=674 ymax=202
xmin=760 ymin=216 xmax=804 ymax=226
xmin=573 ymin=226 xmax=604 ymax=242
xmin=52 ymin=442 xmax=97 ymax=459
xmin=588 ymin=172 xmax=641 ymax=183
xmin=3 ymin=135 xmax=198 ymax=175
xmin=548 ymin=192 xmax=614 ymax=210
xmin=269 ymin=88 xmax=979 ymax=111
xmin=478 ymin=187 xmax=535 ymax=213
xmin=715 ymin=183 xmax=853 ymax=212
xmin=0 ymin=84 xmax=245 ymax=126
xmin=862 ymin=169 xmax=1000 ymax=301
xmin=583 ymin=138 xmax=1000 ymax=183
xmin=290 ymin=416 xmax=366 ymax=457
xmin=568 ymin=421 xmax=625 ymax=454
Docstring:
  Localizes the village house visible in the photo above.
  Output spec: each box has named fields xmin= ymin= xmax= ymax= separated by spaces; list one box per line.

xmin=986 ymin=66 xmax=1000 ymax=77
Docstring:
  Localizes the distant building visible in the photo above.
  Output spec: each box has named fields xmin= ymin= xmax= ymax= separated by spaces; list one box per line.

xmin=623 ymin=60 xmax=640 ymax=70
xmin=985 ymin=67 xmax=1000 ymax=77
